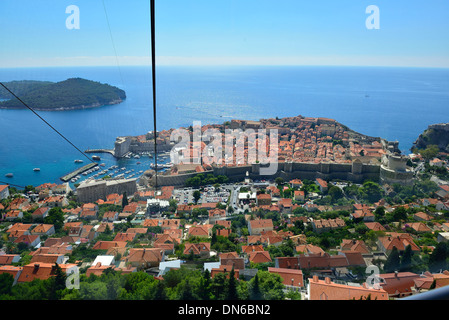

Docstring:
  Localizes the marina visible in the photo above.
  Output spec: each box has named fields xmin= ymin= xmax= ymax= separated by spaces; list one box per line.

xmin=62 ymin=150 xmax=173 ymax=186
xmin=60 ymin=162 xmax=98 ymax=182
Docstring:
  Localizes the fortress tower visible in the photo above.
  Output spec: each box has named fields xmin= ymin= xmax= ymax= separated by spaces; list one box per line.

xmin=380 ymin=152 xmax=413 ymax=186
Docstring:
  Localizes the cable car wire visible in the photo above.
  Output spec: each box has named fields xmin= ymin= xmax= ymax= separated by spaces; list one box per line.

xmin=0 ymin=82 xmax=94 ymax=164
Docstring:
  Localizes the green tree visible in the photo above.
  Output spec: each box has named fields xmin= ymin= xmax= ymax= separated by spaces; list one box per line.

xmin=328 ymin=185 xmax=343 ymax=202
xmin=392 ymin=206 xmax=408 ymax=221
xmin=198 ymin=269 xmax=212 ymax=300
xmin=275 ymin=177 xmax=284 ymax=186
xmin=249 ymin=273 xmax=263 ymax=300
xmin=169 ymin=199 xmax=178 ymax=212
xmin=420 ymin=145 xmax=440 ymax=160
xmin=256 ymin=271 xmax=285 ymax=300
xmin=106 ymin=275 xmax=121 ymax=300
xmin=178 ymin=278 xmax=197 ymax=300
xmin=360 ymin=181 xmax=383 ymax=204
xmin=210 ymin=273 xmax=227 ymax=300
xmin=24 ymin=185 xmax=35 ymax=193
xmin=374 ymin=206 xmax=385 ymax=221
xmin=384 ymin=247 xmax=401 ymax=273
xmin=429 ymin=242 xmax=448 ymax=272
xmin=153 ymin=281 xmax=167 ymax=300
xmin=225 ymin=267 xmax=239 ymax=300
xmin=193 ymin=190 xmax=201 ymax=204
xmin=122 ymin=192 xmax=129 ymax=208
xmin=344 ymin=183 xmax=360 ymax=198
xmin=400 ymin=245 xmax=413 ymax=272
xmin=0 ymin=273 xmax=14 ymax=296
xmin=44 ymin=207 xmax=65 ymax=232
xmin=79 ymin=280 xmax=108 ymax=300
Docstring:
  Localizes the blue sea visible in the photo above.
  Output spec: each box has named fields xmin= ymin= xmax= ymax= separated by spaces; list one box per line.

xmin=0 ymin=65 xmax=448 ymax=188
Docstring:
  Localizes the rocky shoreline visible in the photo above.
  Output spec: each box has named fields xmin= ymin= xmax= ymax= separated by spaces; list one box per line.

xmin=413 ymin=123 xmax=449 ymax=153
xmin=0 ymin=98 xmax=124 ymax=111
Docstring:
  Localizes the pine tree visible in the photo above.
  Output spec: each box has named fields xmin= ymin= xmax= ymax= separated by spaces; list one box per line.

xmin=179 ymin=279 xmax=195 ymax=300
xmin=153 ymin=281 xmax=167 ymax=300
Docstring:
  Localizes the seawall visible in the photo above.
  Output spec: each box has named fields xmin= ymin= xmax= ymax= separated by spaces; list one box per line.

xmin=150 ymin=161 xmax=380 ymax=187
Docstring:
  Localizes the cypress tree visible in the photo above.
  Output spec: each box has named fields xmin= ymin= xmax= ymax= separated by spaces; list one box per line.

xmin=122 ymin=192 xmax=129 ymax=208
xmin=249 ymin=273 xmax=263 ymax=300
xmin=49 ymin=263 xmax=67 ymax=300
xmin=384 ymin=247 xmax=401 ymax=273
xmin=429 ymin=242 xmax=448 ymax=272
xmin=226 ymin=267 xmax=239 ymax=300
xmin=198 ymin=269 xmax=211 ymax=300
xmin=400 ymin=244 xmax=413 ymax=272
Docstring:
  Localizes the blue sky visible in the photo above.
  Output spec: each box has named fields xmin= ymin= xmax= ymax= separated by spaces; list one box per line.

xmin=0 ymin=0 xmax=448 ymax=67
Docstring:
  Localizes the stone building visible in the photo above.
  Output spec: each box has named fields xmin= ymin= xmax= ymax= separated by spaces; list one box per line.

xmin=380 ymin=153 xmax=414 ymax=186
xmin=76 ymin=178 xmax=137 ymax=203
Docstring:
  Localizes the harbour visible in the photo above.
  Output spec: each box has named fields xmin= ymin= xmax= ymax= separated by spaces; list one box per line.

xmin=1 ymin=66 xmax=448 ymax=188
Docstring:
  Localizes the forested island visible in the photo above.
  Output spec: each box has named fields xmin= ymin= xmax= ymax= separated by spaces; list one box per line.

xmin=0 ymin=78 xmax=126 ymax=111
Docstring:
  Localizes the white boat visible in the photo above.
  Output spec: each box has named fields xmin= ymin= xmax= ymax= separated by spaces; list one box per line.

xmin=5 ymin=173 xmax=13 ymax=178
xmin=33 ymin=168 xmax=40 ymax=172
xmin=74 ymin=160 xmax=83 ymax=163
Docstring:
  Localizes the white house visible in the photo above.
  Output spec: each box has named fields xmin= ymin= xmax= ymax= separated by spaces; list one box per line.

xmin=437 ymin=232 xmax=449 ymax=243
xmin=0 ymin=185 xmax=9 ymax=200
xmin=92 ymin=255 xmax=116 ymax=267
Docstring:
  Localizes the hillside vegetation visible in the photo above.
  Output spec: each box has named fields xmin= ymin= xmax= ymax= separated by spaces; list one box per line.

xmin=0 ymin=78 xmax=126 ymax=111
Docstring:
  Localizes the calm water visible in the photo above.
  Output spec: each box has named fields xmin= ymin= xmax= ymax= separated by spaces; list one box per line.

xmin=0 ymin=65 xmax=448 ymax=187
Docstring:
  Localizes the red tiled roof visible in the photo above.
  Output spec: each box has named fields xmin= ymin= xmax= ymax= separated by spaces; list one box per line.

xmin=183 ymin=243 xmax=211 ymax=255
xmin=268 ymin=267 xmax=304 ymax=287
xmin=308 ymin=276 xmax=388 ymax=300
xmin=92 ymin=241 xmax=127 ymax=250
xmin=248 ymin=251 xmax=272 ymax=263
xmin=17 ymin=263 xmax=77 ymax=283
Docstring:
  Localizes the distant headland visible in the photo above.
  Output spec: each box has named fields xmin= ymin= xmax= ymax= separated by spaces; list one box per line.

xmin=0 ymin=78 xmax=126 ymax=111
xmin=413 ymin=123 xmax=449 ymax=154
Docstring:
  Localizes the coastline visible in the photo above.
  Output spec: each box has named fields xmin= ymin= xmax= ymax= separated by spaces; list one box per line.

xmin=0 ymin=99 xmax=124 ymax=111
xmin=1 ymin=66 xmax=448 ymax=187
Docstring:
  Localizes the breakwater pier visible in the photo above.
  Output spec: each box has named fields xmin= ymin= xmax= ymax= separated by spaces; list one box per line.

xmin=60 ymin=162 xmax=98 ymax=182
xmin=85 ymin=149 xmax=115 ymax=156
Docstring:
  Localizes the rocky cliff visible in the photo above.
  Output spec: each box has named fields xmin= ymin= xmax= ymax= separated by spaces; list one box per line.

xmin=413 ymin=123 xmax=449 ymax=153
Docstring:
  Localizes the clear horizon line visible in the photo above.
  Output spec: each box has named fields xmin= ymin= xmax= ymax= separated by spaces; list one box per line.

xmin=3 ymin=64 xmax=449 ymax=70
xmin=2 ymin=55 xmax=449 ymax=69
